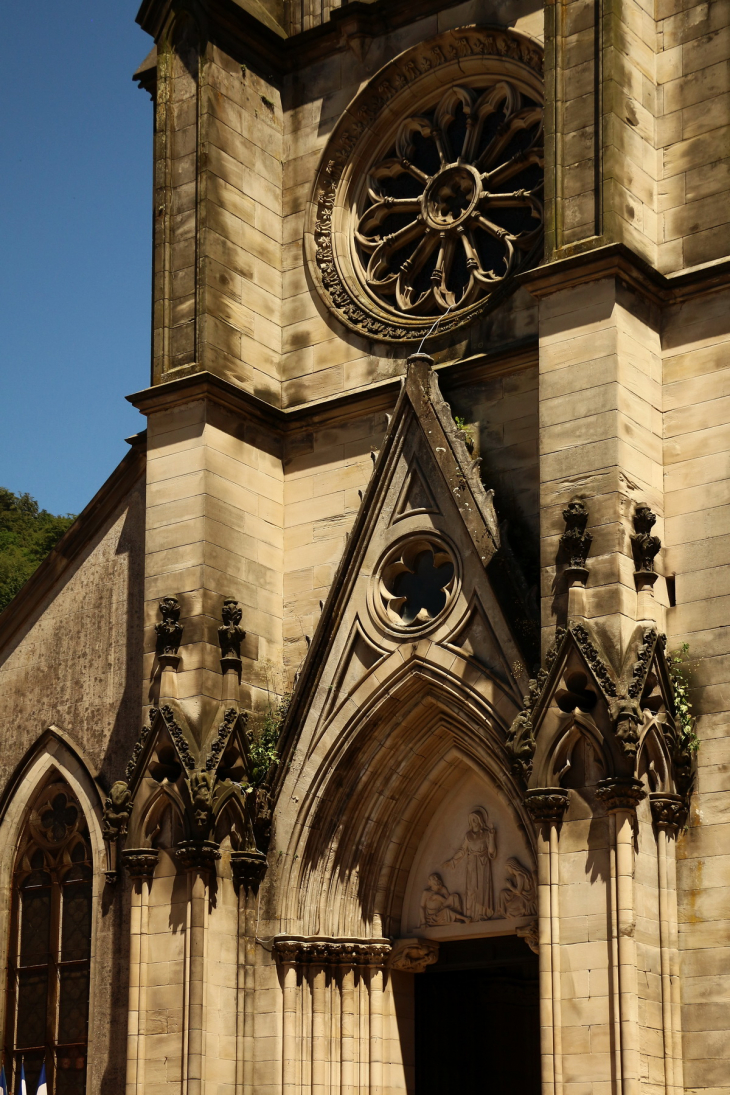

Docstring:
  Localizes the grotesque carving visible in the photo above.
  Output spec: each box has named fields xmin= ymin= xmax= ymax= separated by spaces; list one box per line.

xmin=156 ymin=596 xmax=183 ymax=657
xmin=631 ymin=505 xmax=661 ymax=574
xmin=516 ymin=920 xmax=539 ymax=954
xmin=102 ymin=781 xmax=132 ymax=842
xmin=444 ymin=807 xmax=498 ymax=920
xmin=498 ymin=858 xmax=537 ymax=917
xmin=187 ymin=769 xmax=216 ymax=837
xmin=389 ymin=938 xmax=440 ymax=973
xmin=218 ymin=598 xmax=245 ymax=660
xmin=560 ymin=501 xmax=592 ymax=571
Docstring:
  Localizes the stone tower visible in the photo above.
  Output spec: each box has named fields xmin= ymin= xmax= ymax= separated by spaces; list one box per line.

xmin=0 ymin=0 xmax=728 ymax=1093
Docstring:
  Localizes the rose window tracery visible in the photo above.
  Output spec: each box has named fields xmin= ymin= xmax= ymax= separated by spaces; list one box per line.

xmin=374 ymin=537 xmax=459 ymax=632
xmin=355 ymin=83 xmax=543 ymax=317
xmin=306 ymin=27 xmax=545 ymax=342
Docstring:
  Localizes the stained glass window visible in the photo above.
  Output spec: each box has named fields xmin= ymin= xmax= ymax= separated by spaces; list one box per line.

xmin=3 ymin=781 xmax=92 ymax=1095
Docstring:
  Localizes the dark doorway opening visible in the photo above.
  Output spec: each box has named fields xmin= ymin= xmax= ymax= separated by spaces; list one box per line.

xmin=414 ymin=934 xmax=540 ymax=1094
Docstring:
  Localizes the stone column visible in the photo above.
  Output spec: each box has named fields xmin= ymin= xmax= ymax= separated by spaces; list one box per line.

xmin=596 ymin=777 xmax=646 ymax=1095
xmin=176 ymin=840 xmax=221 ymax=1095
xmin=273 ymin=938 xmax=392 ymax=1095
xmin=121 ymin=849 xmax=159 ymax=1095
xmin=525 ymin=789 xmax=569 ymax=1095
xmin=650 ymin=794 xmax=687 ymax=1095
xmin=231 ymin=853 xmax=268 ymax=1095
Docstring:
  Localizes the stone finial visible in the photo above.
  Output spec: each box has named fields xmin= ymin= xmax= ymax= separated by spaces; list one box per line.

xmin=156 ymin=596 xmax=183 ymax=658
xmin=631 ymin=504 xmax=662 ymax=600
xmin=560 ymin=501 xmax=592 ymax=575
xmin=219 ymin=598 xmax=245 ymax=661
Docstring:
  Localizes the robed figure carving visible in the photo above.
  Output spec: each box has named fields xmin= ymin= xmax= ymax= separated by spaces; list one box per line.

xmin=445 ymin=807 xmax=497 ymax=920
xmin=420 ymin=873 xmax=469 ymax=926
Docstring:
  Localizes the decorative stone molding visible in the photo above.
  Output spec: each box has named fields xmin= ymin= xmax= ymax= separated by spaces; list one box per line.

xmin=595 ymin=776 xmax=646 ymax=813
xmin=125 ymin=707 xmax=157 ymax=781
xmin=175 ymin=839 xmax=221 ymax=871
xmin=560 ymin=501 xmax=592 ymax=584
xmin=524 ymin=787 xmax=569 ymax=824
xmin=516 ymin=919 xmax=539 ymax=954
xmin=305 ymin=26 xmax=544 ymax=343
xmin=505 ymin=627 xmax=566 ymax=783
xmin=122 ymin=848 xmax=159 ymax=880
xmin=160 ymin=704 xmax=196 ymax=770
xmin=571 ymin=625 xmax=618 ymax=700
xmin=156 ymin=595 xmax=183 ymax=664
xmin=205 ymin=708 xmax=241 ymax=771
xmin=649 ymin=793 xmax=687 ymax=835
xmin=273 ymin=937 xmax=392 ymax=968
xmin=389 ymin=938 xmax=439 ymax=973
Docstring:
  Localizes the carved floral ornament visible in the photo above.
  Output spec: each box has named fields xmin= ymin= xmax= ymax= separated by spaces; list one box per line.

xmin=305 ymin=26 xmax=544 ymax=342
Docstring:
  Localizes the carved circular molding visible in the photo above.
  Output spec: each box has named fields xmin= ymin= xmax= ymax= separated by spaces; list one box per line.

xmin=370 ymin=534 xmax=460 ymax=636
xmin=305 ymin=26 xmax=544 ymax=343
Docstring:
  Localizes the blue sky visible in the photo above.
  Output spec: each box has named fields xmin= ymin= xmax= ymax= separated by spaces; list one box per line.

xmin=0 ymin=2 xmax=153 ymax=515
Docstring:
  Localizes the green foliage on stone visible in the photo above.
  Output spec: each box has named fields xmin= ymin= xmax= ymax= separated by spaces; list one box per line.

xmin=243 ymin=692 xmax=291 ymax=792
xmin=668 ymin=642 xmax=700 ymax=755
xmin=0 ymin=488 xmax=76 ymax=614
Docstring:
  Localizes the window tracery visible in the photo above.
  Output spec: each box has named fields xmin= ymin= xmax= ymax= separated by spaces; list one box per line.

xmin=3 ymin=780 xmax=92 ymax=1095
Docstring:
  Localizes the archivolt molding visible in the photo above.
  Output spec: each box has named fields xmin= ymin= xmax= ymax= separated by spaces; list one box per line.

xmin=305 ymin=25 xmax=544 ymax=342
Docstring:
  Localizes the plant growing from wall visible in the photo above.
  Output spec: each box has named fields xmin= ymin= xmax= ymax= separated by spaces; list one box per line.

xmin=243 ymin=693 xmax=291 ymax=792
xmin=668 ymin=643 xmax=700 ymax=755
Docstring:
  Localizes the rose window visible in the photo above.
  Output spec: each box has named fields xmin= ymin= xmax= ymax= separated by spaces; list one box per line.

xmin=354 ymin=83 xmax=543 ymax=318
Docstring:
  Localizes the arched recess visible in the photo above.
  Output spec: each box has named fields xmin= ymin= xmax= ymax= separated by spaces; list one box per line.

xmin=0 ymin=728 xmax=106 ymax=1095
xmin=277 ymin=663 xmax=534 ymax=941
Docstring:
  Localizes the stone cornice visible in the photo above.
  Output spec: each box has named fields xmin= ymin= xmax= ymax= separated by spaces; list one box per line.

xmin=126 ymin=345 xmax=539 ymax=432
xmin=135 ymin=0 xmax=474 ymax=77
xmin=273 ymin=936 xmax=392 ymax=967
xmin=520 ymin=243 xmax=730 ymax=307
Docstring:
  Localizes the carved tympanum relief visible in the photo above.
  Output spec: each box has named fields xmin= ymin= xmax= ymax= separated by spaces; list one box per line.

xmin=404 ymin=773 xmax=536 ymax=938
xmin=306 ymin=27 xmax=544 ymax=342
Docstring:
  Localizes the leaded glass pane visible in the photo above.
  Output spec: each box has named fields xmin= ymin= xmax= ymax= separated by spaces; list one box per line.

xmin=19 ymin=885 xmax=51 ymax=964
xmin=16 ymin=969 xmax=48 ymax=1047
xmin=58 ymin=968 xmax=89 ymax=1046
xmin=55 ymin=1054 xmax=86 ymax=1095
xmin=16 ymin=1052 xmax=45 ymax=1095
xmin=61 ymin=881 xmax=91 ymax=962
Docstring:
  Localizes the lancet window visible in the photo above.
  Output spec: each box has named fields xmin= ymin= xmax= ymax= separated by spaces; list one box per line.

xmin=3 ymin=780 xmax=92 ymax=1095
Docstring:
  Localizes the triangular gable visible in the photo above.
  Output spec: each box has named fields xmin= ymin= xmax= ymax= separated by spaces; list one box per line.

xmin=277 ymin=354 xmax=530 ymax=776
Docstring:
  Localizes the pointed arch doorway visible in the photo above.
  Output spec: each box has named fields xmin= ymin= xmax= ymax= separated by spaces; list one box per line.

xmin=414 ymin=933 xmax=540 ymax=1093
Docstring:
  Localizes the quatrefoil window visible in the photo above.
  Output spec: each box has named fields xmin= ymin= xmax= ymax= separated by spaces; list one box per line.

xmin=378 ymin=538 xmax=457 ymax=630
xmin=354 ymin=82 xmax=543 ymax=317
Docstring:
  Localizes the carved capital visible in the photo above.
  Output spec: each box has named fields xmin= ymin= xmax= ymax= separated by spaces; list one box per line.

xmin=595 ymin=776 xmax=646 ymax=813
xmin=230 ymin=850 xmax=268 ymax=889
xmin=121 ymin=848 xmax=159 ymax=880
xmin=649 ymin=793 xmax=687 ymax=835
xmin=273 ymin=937 xmax=392 ymax=969
xmin=389 ymin=938 xmax=439 ymax=973
xmin=175 ymin=839 xmax=221 ymax=872
xmin=524 ymin=787 xmax=569 ymax=824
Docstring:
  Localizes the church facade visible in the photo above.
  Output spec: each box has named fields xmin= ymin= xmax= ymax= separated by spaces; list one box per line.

xmin=0 ymin=0 xmax=728 ymax=1092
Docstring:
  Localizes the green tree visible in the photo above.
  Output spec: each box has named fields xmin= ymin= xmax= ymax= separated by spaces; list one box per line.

xmin=0 ymin=489 xmax=76 ymax=613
